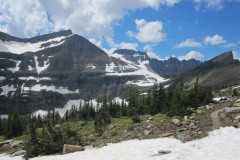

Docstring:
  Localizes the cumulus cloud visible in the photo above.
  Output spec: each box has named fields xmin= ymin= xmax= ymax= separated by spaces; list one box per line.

xmin=105 ymin=37 xmax=137 ymax=50
xmin=0 ymin=0 xmax=53 ymax=37
xmin=119 ymin=42 xmax=138 ymax=50
xmin=178 ymin=51 xmax=204 ymax=60
xmin=175 ymin=39 xmax=203 ymax=48
xmin=224 ymin=43 xmax=237 ymax=48
xmin=127 ymin=19 xmax=166 ymax=43
xmin=0 ymin=0 xmax=180 ymax=39
xmin=144 ymin=45 xmax=153 ymax=52
xmin=203 ymin=34 xmax=226 ymax=45
xmin=147 ymin=52 xmax=162 ymax=60
xmin=194 ymin=0 xmax=224 ymax=11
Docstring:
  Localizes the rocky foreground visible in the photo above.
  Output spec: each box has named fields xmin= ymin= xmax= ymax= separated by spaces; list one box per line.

xmin=1 ymin=97 xmax=240 ymax=158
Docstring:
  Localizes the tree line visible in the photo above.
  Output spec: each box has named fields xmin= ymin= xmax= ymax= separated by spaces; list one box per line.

xmin=0 ymin=79 xmax=213 ymax=158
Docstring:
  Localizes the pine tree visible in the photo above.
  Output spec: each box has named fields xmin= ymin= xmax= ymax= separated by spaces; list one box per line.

xmin=24 ymin=117 xmax=41 ymax=159
xmin=94 ymin=109 xmax=111 ymax=136
xmin=158 ymin=83 xmax=166 ymax=113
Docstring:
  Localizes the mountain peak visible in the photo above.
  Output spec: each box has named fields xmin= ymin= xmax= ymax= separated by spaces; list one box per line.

xmin=211 ymin=51 xmax=234 ymax=63
xmin=0 ymin=29 xmax=72 ymax=43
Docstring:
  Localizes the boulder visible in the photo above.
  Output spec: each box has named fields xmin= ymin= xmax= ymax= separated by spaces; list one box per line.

xmin=238 ymin=123 xmax=240 ymax=128
xmin=197 ymin=110 xmax=202 ymax=114
xmin=10 ymin=140 xmax=24 ymax=148
xmin=108 ymin=124 xmax=117 ymax=130
xmin=158 ymin=150 xmax=171 ymax=154
xmin=189 ymin=122 xmax=195 ymax=128
xmin=172 ymin=119 xmax=181 ymax=126
xmin=159 ymin=133 xmax=173 ymax=138
xmin=234 ymin=114 xmax=240 ymax=120
xmin=176 ymin=132 xmax=188 ymax=140
xmin=144 ymin=130 xmax=151 ymax=136
xmin=146 ymin=120 xmax=151 ymax=123
xmin=148 ymin=117 xmax=153 ymax=121
xmin=184 ymin=116 xmax=188 ymax=121
xmin=0 ymin=139 xmax=13 ymax=146
xmin=11 ymin=150 xmax=26 ymax=157
xmin=63 ymin=144 xmax=84 ymax=154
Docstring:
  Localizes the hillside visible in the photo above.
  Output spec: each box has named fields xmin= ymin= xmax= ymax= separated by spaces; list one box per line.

xmin=170 ymin=51 xmax=240 ymax=89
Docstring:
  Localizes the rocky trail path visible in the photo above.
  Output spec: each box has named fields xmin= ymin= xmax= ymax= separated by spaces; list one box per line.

xmin=210 ymin=102 xmax=240 ymax=129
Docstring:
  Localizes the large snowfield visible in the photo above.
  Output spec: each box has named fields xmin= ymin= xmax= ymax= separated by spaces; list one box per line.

xmin=1 ymin=127 xmax=240 ymax=160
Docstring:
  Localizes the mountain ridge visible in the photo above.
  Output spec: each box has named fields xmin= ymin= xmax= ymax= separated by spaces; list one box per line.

xmin=171 ymin=51 xmax=240 ymax=89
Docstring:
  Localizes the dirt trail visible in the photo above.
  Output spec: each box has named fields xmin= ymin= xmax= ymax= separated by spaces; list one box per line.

xmin=210 ymin=102 xmax=240 ymax=129
xmin=210 ymin=108 xmax=225 ymax=129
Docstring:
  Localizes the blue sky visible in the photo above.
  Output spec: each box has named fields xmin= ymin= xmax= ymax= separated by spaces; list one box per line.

xmin=0 ymin=0 xmax=240 ymax=61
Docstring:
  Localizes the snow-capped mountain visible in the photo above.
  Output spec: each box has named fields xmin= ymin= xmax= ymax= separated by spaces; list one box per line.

xmin=0 ymin=30 xmax=200 ymax=114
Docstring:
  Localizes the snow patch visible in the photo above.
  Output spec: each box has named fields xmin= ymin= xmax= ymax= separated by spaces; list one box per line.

xmin=0 ymin=85 xmax=16 ymax=96
xmin=18 ymin=76 xmax=51 ymax=82
xmin=3 ymin=127 xmax=240 ymax=160
xmin=105 ymin=62 xmax=115 ymax=73
xmin=0 ymin=76 xmax=6 ymax=81
xmin=28 ymin=65 xmax=34 ymax=71
xmin=34 ymin=56 xmax=50 ymax=74
xmin=56 ymin=99 xmax=85 ymax=117
xmin=106 ymin=52 xmax=167 ymax=86
xmin=0 ymin=36 xmax=69 ymax=54
xmin=7 ymin=60 xmax=21 ymax=73
xmin=86 ymin=64 xmax=96 ymax=69
xmin=23 ymin=85 xmax=79 ymax=94
xmin=0 ymin=114 xmax=8 ymax=119
xmin=32 ymin=110 xmax=48 ymax=117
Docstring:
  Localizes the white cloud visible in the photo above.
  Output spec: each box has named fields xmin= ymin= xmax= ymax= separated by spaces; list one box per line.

xmin=224 ymin=43 xmax=237 ymax=48
xmin=143 ymin=44 xmax=162 ymax=60
xmin=203 ymin=34 xmax=226 ymax=45
xmin=105 ymin=37 xmax=138 ymax=50
xmin=119 ymin=42 xmax=138 ymax=50
xmin=232 ymin=51 xmax=240 ymax=60
xmin=144 ymin=45 xmax=153 ymax=52
xmin=0 ymin=0 xmax=53 ymax=38
xmin=194 ymin=0 xmax=224 ymax=11
xmin=176 ymin=39 xmax=203 ymax=48
xmin=147 ymin=52 xmax=162 ymax=60
xmin=127 ymin=19 xmax=166 ymax=43
xmin=178 ymin=51 xmax=204 ymax=60
xmin=0 ymin=0 xmax=180 ymax=39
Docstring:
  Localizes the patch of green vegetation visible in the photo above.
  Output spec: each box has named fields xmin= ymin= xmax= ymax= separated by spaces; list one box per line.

xmin=213 ymin=87 xmax=240 ymax=97
xmin=111 ymin=136 xmax=122 ymax=143
xmin=0 ymin=136 xmax=5 ymax=142
xmin=13 ymin=135 xmax=28 ymax=142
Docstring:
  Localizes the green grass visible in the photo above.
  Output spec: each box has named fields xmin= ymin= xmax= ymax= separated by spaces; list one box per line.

xmin=212 ymin=86 xmax=240 ymax=97
xmin=0 ymin=136 xmax=5 ymax=142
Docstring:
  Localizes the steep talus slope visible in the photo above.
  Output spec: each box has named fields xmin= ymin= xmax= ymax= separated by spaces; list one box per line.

xmin=171 ymin=51 xmax=240 ymax=89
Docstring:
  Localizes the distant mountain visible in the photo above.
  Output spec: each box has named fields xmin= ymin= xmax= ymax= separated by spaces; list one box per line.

xmin=0 ymin=30 xmax=200 ymax=114
xmin=114 ymin=49 xmax=201 ymax=77
xmin=170 ymin=51 xmax=240 ymax=89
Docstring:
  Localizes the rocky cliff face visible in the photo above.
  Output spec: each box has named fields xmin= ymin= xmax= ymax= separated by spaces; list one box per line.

xmin=0 ymin=31 xmax=200 ymax=114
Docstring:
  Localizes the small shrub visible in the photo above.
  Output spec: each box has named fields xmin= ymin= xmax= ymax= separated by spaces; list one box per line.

xmin=131 ymin=115 xmax=141 ymax=123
